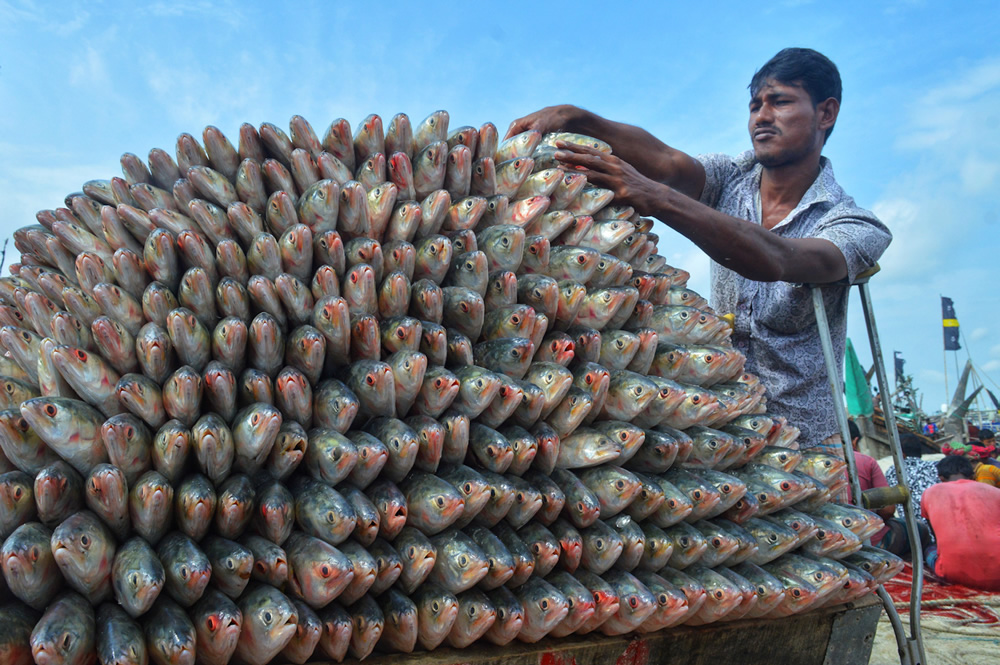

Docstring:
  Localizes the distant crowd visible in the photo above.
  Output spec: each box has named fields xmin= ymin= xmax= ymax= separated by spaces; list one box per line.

xmin=850 ymin=423 xmax=1000 ymax=591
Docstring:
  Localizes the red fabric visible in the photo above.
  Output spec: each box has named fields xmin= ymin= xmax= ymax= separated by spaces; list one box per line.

xmin=852 ymin=452 xmax=890 ymax=544
xmin=921 ymin=479 xmax=1000 ymax=591
xmin=884 ymin=562 xmax=1000 ymax=626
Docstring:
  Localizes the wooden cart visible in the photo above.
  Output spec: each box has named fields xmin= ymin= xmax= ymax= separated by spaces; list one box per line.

xmin=304 ymin=595 xmax=883 ymax=665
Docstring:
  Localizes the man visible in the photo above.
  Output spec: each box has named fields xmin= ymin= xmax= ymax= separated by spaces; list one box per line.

xmin=508 ymin=48 xmax=892 ymax=450
xmin=885 ymin=433 xmax=939 ymax=523
xmin=922 ymin=455 xmax=1000 ymax=590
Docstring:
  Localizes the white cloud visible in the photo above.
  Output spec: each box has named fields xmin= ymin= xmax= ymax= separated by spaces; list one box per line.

xmin=0 ymin=1 xmax=88 ymax=34
xmin=970 ymin=327 xmax=989 ymax=342
xmin=69 ymin=45 xmax=110 ymax=88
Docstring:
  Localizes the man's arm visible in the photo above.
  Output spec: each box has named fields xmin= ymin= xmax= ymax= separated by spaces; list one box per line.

xmin=553 ymin=142 xmax=849 ymax=284
xmin=505 ymin=105 xmax=707 ymax=200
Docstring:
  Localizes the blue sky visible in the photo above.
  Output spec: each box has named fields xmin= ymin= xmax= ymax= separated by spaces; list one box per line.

xmin=1 ymin=0 xmax=998 ymax=413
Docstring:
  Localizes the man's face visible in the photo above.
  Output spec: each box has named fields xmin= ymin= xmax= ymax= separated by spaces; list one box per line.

xmin=748 ymin=79 xmax=831 ymax=168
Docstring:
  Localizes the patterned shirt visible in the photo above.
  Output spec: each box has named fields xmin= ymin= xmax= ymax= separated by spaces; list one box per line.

xmin=885 ymin=457 xmax=938 ymax=525
xmin=697 ymin=151 xmax=892 ymax=447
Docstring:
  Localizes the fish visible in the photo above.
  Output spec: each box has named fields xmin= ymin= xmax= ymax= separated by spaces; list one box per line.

xmin=412 ymin=582 xmax=459 ymax=651
xmin=685 ymin=566 xmax=744 ymax=625
xmin=190 ymin=588 xmax=243 ymax=665
xmin=400 ymin=472 xmax=466 ymax=535
xmin=599 ymin=570 xmax=657 ymax=635
xmin=96 ymin=603 xmax=148 ymax=665
xmin=30 ymin=592 xmax=95 ymax=665
xmin=1 ymin=522 xmax=63 ymax=611
xmin=514 ymin=577 xmax=568 ymax=643
xmin=379 ymin=588 xmax=419 ymax=654
xmin=157 ymin=531 xmax=212 ymax=608
xmin=20 ymin=396 xmax=108 ymax=475
xmin=50 ymin=510 xmax=116 ymax=603
xmin=395 ymin=526 xmax=438 ymax=594
xmin=234 ymin=585 xmax=298 ymax=665
xmin=111 ymin=536 xmax=165 ymax=618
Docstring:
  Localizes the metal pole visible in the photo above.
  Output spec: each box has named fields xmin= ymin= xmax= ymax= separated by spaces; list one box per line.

xmin=810 ymin=286 xmax=863 ymax=505
xmin=859 ymin=281 xmax=927 ymax=665
xmin=943 ymin=348 xmax=949 ymax=404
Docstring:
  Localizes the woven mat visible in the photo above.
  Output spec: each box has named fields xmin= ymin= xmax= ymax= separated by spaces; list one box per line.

xmin=869 ymin=563 xmax=1000 ymax=664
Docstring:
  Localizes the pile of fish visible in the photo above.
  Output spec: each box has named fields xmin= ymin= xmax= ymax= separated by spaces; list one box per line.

xmin=0 ymin=112 xmax=904 ymax=665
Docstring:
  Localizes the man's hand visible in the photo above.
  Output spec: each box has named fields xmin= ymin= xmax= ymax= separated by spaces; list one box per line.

xmin=553 ymin=141 xmax=668 ymax=216
xmin=505 ymin=104 xmax=581 ymax=140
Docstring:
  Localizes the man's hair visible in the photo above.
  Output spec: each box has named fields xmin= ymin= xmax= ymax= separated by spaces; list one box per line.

xmin=936 ymin=455 xmax=974 ymax=479
xmin=847 ymin=419 xmax=860 ymax=442
xmin=900 ymin=433 xmax=923 ymax=458
xmin=980 ymin=428 xmax=996 ymax=442
xmin=749 ymin=47 xmax=842 ymax=140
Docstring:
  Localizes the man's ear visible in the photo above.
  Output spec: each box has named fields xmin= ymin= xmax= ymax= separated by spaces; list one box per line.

xmin=817 ymin=97 xmax=839 ymax=134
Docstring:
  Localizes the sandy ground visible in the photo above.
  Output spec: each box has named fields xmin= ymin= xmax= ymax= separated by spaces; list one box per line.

xmin=869 ymin=609 xmax=1000 ymax=664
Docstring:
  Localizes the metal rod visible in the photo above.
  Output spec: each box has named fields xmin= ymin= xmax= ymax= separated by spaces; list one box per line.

xmin=810 ymin=286 xmax=863 ymax=505
xmin=877 ymin=584 xmax=913 ymax=665
xmin=859 ymin=281 xmax=927 ymax=665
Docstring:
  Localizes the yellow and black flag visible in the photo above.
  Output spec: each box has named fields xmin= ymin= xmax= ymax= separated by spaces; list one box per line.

xmin=942 ymin=296 xmax=961 ymax=351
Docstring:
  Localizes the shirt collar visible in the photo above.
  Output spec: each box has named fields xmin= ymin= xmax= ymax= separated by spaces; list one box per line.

xmin=750 ymin=155 xmax=840 ymax=231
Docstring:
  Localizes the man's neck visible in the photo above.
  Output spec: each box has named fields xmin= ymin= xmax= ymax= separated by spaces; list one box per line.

xmin=758 ymin=153 xmax=823 ymax=230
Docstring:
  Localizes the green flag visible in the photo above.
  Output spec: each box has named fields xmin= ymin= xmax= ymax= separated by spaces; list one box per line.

xmin=845 ymin=338 xmax=873 ymax=418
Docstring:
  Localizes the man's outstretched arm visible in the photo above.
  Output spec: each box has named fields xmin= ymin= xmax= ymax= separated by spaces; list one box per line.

xmin=554 ymin=142 xmax=850 ymax=285
xmin=505 ymin=104 xmax=707 ymax=200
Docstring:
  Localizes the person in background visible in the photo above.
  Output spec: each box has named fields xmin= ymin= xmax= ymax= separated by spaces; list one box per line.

xmin=942 ymin=439 xmax=1000 ymax=487
xmin=885 ymin=433 xmax=938 ymax=527
xmin=977 ymin=429 xmax=1000 ymax=467
xmin=847 ymin=420 xmax=896 ymax=549
xmin=922 ymin=455 xmax=1000 ymax=590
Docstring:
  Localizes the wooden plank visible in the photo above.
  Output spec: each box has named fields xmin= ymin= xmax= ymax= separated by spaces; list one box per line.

xmin=822 ymin=595 xmax=883 ymax=665
xmin=291 ymin=594 xmax=883 ymax=665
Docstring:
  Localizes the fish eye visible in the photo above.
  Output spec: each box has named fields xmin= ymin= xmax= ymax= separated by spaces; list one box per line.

xmin=780 ymin=482 xmax=791 ymax=491
xmin=539 ymin=599 xmax=549 ymax=610
xmin=792 ymin=588 xmax=802 ymax=597
xmin=576 ymin=255 xmax=586 ymax=264
xmin=263 ymin=611 xmax=273 ymax=624
xmin=458 ymin=554 xmax=469 ymax=566
xmin=180 ymin=565 xmax=189 ymax=579
xmin=615 ymin=480 xmax=625 ymax=491
xmin=714 ymin=590 xmax=724 ymax=599
xmin=679 ymin=537 xmax=690 ymax=547
xmin=628 ymin=596 xmax=639 ymax=608
xmin=758 ymin=493 xmax=769 ymax=502
xmin=365 ymin=374 xmax=376 ymax=386
xmin=80 ymin=535 xmax=91 ymax=548
xmin=594 ymin=538 xmax=604 ymax=551
xmin=711 ymin=538 xmax=722 ymax=548
xmin=691 ymin=396 xmax=700 ymax=404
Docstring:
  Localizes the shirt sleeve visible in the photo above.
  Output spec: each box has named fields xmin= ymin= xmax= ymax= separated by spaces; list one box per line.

xmin=813 ymin=206 xmax=893 ymax=283
xmin=696 ymin=153 xmax=738 ymax=209
xmin=868 ymin=459 xmax=889 ymax=489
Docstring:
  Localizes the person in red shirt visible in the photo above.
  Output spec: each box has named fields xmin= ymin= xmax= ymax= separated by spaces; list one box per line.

xmin=847 ymin=420 xmax=895 ymax=548
xmin=922 ymin=455 xmax=1000 ymax=590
